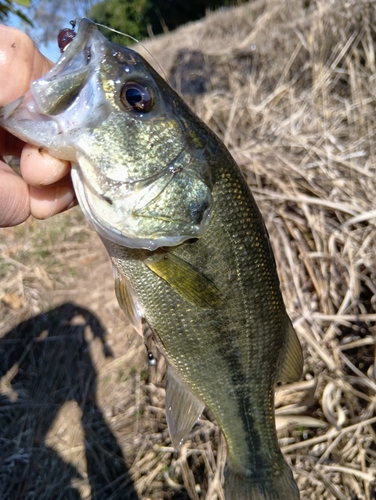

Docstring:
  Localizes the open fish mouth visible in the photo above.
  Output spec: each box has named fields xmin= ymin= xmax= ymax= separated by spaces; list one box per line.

xmin=0 ymin=18 xmax=111 ymax=160
xmin=31 ymin=18 xmax=103 ymax=117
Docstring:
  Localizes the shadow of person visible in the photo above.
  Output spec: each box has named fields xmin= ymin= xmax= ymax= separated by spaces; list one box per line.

xmin=0 ymin=302 xmax=138 ymax=500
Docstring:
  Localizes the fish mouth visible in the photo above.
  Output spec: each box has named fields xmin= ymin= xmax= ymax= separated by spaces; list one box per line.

xmin=0 ymin=18 xmax=111 ymax=160
xmin=31 ymin=18 xmax=100 ymax=116
xmin=30 ymin=18 xmax=110 ymax=130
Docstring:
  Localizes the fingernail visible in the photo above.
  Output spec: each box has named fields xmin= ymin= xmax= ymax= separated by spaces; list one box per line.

xmin=30 ymin=185 xmax=77 ymax=219
xmin=41 ymin=160 xmax=66 ymax=185
xmin=46 ymin=186 xmax=75 ymax=217
xmin=66 ymin=199 xmax=78 ymax=210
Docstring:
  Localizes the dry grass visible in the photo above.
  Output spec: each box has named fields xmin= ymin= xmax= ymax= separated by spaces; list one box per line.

xmin=1 ymin=0 xmax=376 ymax=498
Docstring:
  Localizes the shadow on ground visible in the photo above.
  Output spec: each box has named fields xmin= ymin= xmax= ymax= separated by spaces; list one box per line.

xmin=0 ymin=302 xmax=139 ymax=500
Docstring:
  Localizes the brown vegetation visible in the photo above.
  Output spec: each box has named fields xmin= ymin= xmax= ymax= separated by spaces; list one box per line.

xmin=1 ymin=0 xmax=376 ymax=498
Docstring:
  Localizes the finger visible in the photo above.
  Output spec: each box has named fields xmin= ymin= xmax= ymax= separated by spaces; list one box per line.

xmin=20 ymin=144 xmax=71 ymax=187
xmin=29 ymin=183 xmax=77 ymax=219
xmin=0 ymin=160 xmax=30 ymax=227
xmin=0 ymin=127 xmax=25 ymax=157
xmin=0 ymin=25 xmax=52 ymax=106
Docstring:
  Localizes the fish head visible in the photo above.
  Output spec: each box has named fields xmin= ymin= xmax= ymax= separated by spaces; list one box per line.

xmin=0 ymin=18 xmax=214 ymax=250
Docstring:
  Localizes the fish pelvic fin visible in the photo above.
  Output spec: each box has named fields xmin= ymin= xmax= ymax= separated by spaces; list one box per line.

xmin=276 ymin=320 xmax=303 ymax=384
xmin=225 ymin=463 xmax=300 ymax=500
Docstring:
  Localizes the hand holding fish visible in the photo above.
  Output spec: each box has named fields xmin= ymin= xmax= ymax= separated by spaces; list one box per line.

xmin=0 ymin=25 xmax=76 ymax=227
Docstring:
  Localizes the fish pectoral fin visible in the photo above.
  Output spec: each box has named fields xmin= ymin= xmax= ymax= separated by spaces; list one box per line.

xmin=112 ymin=263 xmax=143 ymax=337
xmin=276 ymin=320 xmax=303 ymax=384
xmin=165 ymin=365 xmax=205 ymax=450
xmin=144 ymin=252 xmax=222 ymax=308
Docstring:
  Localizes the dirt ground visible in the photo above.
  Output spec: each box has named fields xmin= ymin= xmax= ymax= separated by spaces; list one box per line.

xmin=1 ymin=0 xmax=376 ymax=499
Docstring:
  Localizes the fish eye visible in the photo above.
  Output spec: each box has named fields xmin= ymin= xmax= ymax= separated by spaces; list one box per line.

xmin=120 ymin=82 xmax=153 ymax=113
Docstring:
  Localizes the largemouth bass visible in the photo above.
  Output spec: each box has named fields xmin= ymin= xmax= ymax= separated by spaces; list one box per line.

xmin=0 ymin=18 xmax=303 ymax=499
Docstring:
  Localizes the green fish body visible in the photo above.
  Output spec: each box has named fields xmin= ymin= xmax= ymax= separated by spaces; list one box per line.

xmin=0 ymin=18 xmax=303 ymax=499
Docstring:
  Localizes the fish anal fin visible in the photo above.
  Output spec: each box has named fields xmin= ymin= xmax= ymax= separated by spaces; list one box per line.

xmin=276 ymin=320 xmax=303 ymax=384
xmin=112 ymin=263 xmax=143 ymax=337
xmin=144 ymin=252 xmax=222 ymax=308
xmin=166 ymin=365 xmax=205 ymax=449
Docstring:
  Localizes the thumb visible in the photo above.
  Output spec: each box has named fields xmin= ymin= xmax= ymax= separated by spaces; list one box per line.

xmin=0 ymin=25 xmax=52 ymax=106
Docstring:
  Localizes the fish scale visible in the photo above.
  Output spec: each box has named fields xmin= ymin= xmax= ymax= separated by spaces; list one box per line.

xmin=0 ymin=17 xmax=303 ymax=499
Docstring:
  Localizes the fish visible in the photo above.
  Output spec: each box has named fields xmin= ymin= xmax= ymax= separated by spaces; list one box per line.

xmin=0 ymin=18 xmax=303 ymax=499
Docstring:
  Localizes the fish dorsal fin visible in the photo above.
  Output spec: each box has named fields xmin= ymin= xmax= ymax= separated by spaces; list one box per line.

xmin=276 ymin=320 xmax=303 ymax=384
xmin=165 ymin=365 xmax=205 ymax=449
xmin=112 ymin=263 xmax=143 ymax=337
xmin=144 ymin=252 xmax=222 ymax=308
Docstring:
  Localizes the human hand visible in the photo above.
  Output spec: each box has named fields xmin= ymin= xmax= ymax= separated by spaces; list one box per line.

xmin=0 ymin=25 xmax=77 ymax=227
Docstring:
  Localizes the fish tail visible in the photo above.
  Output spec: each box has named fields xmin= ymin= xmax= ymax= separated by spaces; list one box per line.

xmin=224 ymin=464 xmax=300 ymax=500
